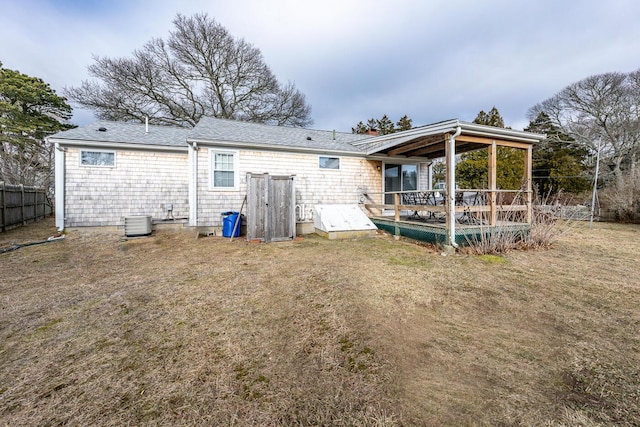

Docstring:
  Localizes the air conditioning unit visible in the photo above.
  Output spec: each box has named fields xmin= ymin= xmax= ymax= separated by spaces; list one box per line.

xmin=124 ymin=215 xmax=152 ymax=237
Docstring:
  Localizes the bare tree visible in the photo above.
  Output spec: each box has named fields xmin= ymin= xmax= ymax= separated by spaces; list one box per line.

xmin=528 ymin=70 xmax=640 ymax=184
xmin=65 ymin=13 xmax=313 ymax=128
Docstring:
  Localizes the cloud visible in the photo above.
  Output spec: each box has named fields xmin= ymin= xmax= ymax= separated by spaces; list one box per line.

xmin=1 ymin=0 xmax=639 ymax=132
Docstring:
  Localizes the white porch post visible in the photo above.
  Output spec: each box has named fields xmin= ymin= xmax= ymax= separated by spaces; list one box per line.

xmin=188 ymin=142 xmax=198 ymax=227
xmin=446 ymin=126 xmax=461 ymax=247
xmin=54 ymin=143 xmax=65 ymax=231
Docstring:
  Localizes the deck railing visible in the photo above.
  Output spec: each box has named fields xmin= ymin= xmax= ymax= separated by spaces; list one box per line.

xmin=363 ymin=189 xmax=532 ymax=226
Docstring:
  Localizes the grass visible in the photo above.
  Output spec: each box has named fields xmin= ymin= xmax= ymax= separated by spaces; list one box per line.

xmin=1 ymin=218 xmax=639 ymax=425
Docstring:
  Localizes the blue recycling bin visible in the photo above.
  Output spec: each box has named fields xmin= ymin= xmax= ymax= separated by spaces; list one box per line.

xmin=222 ymin=211 xmax=241 ymax=237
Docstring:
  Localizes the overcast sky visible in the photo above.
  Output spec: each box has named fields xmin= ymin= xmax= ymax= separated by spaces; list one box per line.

xmin=1 ymin=0 xmax=639 ymax=132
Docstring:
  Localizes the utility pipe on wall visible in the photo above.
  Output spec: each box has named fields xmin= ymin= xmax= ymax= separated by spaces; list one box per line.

xmin=447 ymin=126 xmax=462 ymax=248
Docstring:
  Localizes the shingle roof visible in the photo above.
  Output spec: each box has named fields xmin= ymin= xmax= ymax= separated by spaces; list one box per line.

xmin=48 ymin=121 xmax=190 ymax=147
xmin=47 ymin=116 xmax=546 ymax=163
xmin=48 ymin=117 xmax=375 ymax=154
xmin=189 ymin=117 xmax=371 ymax=153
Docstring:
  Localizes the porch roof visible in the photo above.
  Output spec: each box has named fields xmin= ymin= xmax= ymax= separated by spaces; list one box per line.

xmin=355 ymin=119 xmax=545 ymax=160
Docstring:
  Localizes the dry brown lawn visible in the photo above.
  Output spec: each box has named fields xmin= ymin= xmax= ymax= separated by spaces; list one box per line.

xmin=1 ymin=218 xmax=639 ymax=426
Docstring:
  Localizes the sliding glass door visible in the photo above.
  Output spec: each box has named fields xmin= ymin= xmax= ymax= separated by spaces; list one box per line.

xmin=384 ymin=163 xmax=417 ymax=204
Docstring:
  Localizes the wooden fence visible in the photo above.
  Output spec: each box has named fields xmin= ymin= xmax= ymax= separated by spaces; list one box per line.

xmin=1 ymin=182 xmax=51 ymax=232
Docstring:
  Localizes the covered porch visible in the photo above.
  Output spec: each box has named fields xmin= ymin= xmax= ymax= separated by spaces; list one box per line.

xmin=354 ymin=120 xmax=545 ymax=246
xmin=365 ymin=188 xmax=532 ymax=245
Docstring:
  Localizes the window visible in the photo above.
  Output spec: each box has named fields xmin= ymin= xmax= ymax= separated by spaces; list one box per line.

xmin=319 ymin=156 xmax=340 ymax=170
xmin=384 ymin=163 xmax=418 ymax=204
xmin=80 ymin=150 xmax=115 ymax=167
xmin=210 ymin=149 xmax=238 ymax=189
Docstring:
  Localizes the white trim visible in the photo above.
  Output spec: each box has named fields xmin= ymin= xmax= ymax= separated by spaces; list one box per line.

xmin=54 ymin=143 xmax=65 ymax=231
xmin=208 ymin=148 xmax=239 ymax=191
xmin=48 ymin=138 xmax=186 ymax=153
xmin=188 ymin=142 xmax=198 ymax=226
xmin=79 ymin=149 xmax=116 ymax=167
xmin=188 ymin=137 xmax=363 ymax=157
xmin=382 ymin=161 xmax=420 ymax=208
xmin=358 ymin=119 xmax=545 ymax=154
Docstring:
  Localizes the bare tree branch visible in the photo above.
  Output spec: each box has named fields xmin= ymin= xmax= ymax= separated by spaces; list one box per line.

xmin=66 ymin=13 xmax=313 ymax=128
xmin=528 ymin=69 xmax=640 ymax=182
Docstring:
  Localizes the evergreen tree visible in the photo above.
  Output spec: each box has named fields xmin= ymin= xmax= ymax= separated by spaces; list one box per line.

xmin=528 ymin=69 xmax=640 ymax=184
xmin=525 ymin=112 xmax=590 ymax=196
xmin=377 ymin=114 xmax=395 ymax=135
xmin=457 ymin=107 xmax=524 ymax=189
xmin=0 ymin=62 xmax=73 ymax=193
xmin=396 ymin=115 xmax=413 ymax=131
xmin=351 ymin=121 xmax=367 ymax=134
xmin=473 ymin=106 xmax=505 ymax=128
xmin=352 ymin=114 xmax=413 ymax=135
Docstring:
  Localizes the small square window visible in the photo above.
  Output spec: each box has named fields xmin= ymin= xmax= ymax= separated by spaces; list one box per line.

xmin=319 ymin=156 xmax=340 ymax=170
xmin=80 ymin=150 xmax=115 ymax=166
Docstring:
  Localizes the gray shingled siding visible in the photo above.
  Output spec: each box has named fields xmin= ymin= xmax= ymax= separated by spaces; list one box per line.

xmin=64 ymin=148 xmax=188 ymax=227
xmin=53 ymin=118 xmax=383 ymax=228
xmin=195 ymin=148 xmax=382 ymax=227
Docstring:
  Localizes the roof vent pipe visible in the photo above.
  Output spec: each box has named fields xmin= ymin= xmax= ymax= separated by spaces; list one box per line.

xmin=448 ymin=125 xmax=462 ymax=248
xmin=145 ymin=116 xmax=149 ymax=134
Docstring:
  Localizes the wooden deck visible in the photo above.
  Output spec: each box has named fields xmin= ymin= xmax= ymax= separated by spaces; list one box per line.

xmin=370 ymin=215 xmax=530 ymax=246
xmin=364 ymin=189 xmax=532 ymax=246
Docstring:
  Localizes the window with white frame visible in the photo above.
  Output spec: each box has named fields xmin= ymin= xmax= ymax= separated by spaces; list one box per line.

xmin=319 ymin=156 xmax=340 ymax=170
xmin=80 ymin=150 xmax=115 ymax=167
xmin=210 ymin=149 xmax=238 ymax=189
xmin=384 ymin=163 xmax=418 ymax=204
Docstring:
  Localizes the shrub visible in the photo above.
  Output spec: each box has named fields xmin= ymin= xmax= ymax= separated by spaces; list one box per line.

xmin=599 ymin=168 xmax=640 ymax=222
xmin=463 ymin=190 xmax=577 ymax=255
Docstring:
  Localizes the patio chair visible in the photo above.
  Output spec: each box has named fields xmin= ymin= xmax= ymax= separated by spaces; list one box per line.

xmin=456 ymin=191 xmax=486 ymax=225
xmin=401 ymin=193 xmax=419 ymax=220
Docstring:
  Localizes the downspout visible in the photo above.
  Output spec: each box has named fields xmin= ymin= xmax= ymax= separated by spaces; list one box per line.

xmin=188 ymin=141 xmax=198 ymax=227
xmin=589 ymin=138 xmax=602 ymax=228
xmin=54 ymin=142 xmax=66 ymax=231
xmin=447 ymin=126 xmax=462 ymax=248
